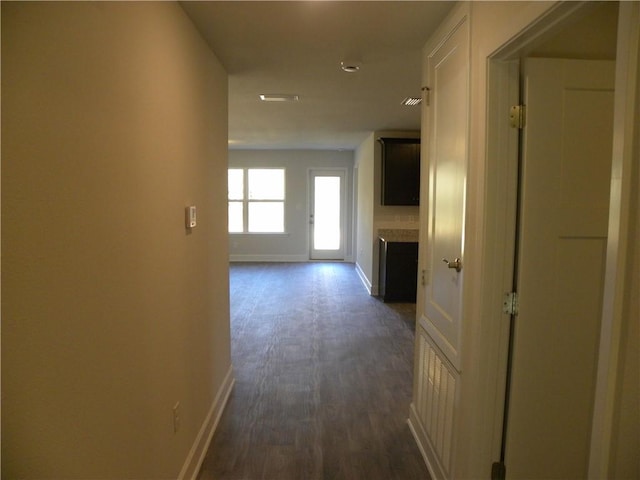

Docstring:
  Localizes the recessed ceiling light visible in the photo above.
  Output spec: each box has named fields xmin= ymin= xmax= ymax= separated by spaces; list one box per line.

xmin=401 ymin=97 xmax=422 ymax=106
xmin=340 ymin=61 xmax=361 ymax=73
xmin=259 ymin=94 xmax=299 ymax=102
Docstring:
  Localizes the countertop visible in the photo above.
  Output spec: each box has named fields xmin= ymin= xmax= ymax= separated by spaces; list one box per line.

xmin=378 ymin=229 xmax=419 ymax=243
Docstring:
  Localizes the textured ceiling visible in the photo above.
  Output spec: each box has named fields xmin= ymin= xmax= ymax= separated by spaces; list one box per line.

xmin=180 ymin=1 xmax=454 ymax=150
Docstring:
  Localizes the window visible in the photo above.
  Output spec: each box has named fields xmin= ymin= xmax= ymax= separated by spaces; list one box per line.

xmin=228 ymin=168 xmax=285 ymax=233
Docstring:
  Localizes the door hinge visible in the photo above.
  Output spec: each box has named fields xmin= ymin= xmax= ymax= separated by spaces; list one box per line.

xmin=491 ymin=461 xmax=506 ymax=480
xmin=509 ymin=104 xmax=526 ymax=129
xmin=422 ymin=86 xmax=431 ymax=107
xmin=503 ymin=292 xmax=519 ymax=316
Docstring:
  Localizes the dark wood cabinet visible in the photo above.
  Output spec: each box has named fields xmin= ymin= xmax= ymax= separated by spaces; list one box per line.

xmin=379 ymin=239 xmax=418 ymax=302
xmin=379 ymin=137 xmax=420 ymax=206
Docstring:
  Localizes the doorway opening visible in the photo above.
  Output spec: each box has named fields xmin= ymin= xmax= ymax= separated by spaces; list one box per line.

xmin=485 ymin=2 xmax=620 ymax=477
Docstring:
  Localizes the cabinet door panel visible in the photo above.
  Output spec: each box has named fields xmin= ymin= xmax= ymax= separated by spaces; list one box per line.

xmin=381 ymin=139 xmax=420 ymax=205
xmin=380 ymin=241 xmax=418 ymax=302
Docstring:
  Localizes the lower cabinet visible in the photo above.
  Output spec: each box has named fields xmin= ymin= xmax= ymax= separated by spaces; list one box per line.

xmin=378 ymin=239 xmax=418 ymax=302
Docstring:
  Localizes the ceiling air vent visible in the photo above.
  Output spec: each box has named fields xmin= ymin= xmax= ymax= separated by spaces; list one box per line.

xmin=259 ymin=94 xmax=299 ymax=102
xmin=401 ymin=97 xmax=422 ymax=106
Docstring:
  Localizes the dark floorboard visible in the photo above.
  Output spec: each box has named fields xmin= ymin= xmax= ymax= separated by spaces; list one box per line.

xmin=198 ymin=262 xmax=430 ymax=480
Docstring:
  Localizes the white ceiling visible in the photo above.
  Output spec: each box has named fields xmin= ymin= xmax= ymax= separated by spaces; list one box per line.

xmin=180 ymin=1 xmax=454 ymax=150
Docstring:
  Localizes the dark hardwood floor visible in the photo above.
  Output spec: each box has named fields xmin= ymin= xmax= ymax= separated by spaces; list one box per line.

xmin=198 ymin=262 xmax=430 ymax=480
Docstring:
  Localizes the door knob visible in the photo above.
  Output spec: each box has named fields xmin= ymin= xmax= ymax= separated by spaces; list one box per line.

xmin=442 ymin=257 xmax=462 ymax=272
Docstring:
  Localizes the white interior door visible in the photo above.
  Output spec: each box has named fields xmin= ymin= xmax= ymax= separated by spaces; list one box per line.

xmin=420 ymin=18 xmax=469 ymax=371
xmin=504 ymin=58 xmax=615 ymax=479
xmin=309 ymin=169 xmax=345 ymax=260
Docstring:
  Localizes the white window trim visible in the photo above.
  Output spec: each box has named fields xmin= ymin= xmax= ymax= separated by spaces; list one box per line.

xmin=228 ymin=168 xmax=286 ymax=234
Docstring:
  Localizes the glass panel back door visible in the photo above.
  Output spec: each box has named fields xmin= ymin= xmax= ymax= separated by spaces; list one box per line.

xmin=310 ymin=169 xmax=345 ymax=260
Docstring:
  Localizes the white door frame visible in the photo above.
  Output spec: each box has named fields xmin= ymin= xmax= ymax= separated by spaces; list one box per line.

xmin=588 ymin=4 xmax=639 ymax=476
xmin=308 ymin=168 xmax=347 ymax=261
xmin=482 ymin=2 xmax=593 ymax=464
xmin=483 ymin=2 xmax=639 ymax=477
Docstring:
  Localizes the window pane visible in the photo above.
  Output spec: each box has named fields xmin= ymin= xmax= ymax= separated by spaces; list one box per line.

xmin=228 ymin=169 xmax=244 ymax=200
xmin=228 ymin=201 xmax=243 ymax=233
xmin=248 ymin=202 xmax=284 ymax=233
xmin=248 ymin=169 xmax=284 ymax=200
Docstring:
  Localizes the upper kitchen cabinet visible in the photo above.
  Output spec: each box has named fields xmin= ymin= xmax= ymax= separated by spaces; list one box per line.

xmin=379 ymin=137 xmax=421 ymax=206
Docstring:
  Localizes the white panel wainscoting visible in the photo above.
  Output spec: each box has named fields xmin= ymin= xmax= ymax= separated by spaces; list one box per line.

xmin=409 ymin=328 xmax=458 ymax=479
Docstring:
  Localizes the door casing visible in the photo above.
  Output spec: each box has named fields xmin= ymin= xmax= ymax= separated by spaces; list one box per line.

xmin=505 ymin=57 xmax=615 ymax=479
xmin=308 ymin=168 xmax=347 ymax=261
xmin=483 ymin=3 xmax=635 ymax=478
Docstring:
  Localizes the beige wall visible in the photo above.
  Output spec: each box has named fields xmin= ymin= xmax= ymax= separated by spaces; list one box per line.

xmin=1 ymin=2 xmax=231 ymax=478
xmin=528 ymin=1 xmax=619 ymax=60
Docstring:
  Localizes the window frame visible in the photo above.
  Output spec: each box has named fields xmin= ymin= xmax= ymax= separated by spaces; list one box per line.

xmin=228 ymin=167 xmax=286 ymax=234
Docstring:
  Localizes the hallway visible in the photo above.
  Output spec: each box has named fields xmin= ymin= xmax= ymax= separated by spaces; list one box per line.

xmin=198 ymin=262 xmax=430 ymax=480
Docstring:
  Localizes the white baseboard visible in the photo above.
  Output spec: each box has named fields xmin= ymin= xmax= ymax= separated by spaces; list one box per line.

xmin=178 ymin=366 xmax=235 ymax=480
xmin=229 ymin=254 xmax=309 ymax=262
xmin=230 ymin=254 xmax=355 ymax=263
xmin=355 ymin=262 xmax=378 ymax=296
xmin=408 ymin=404 xmax=446 ymax=480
